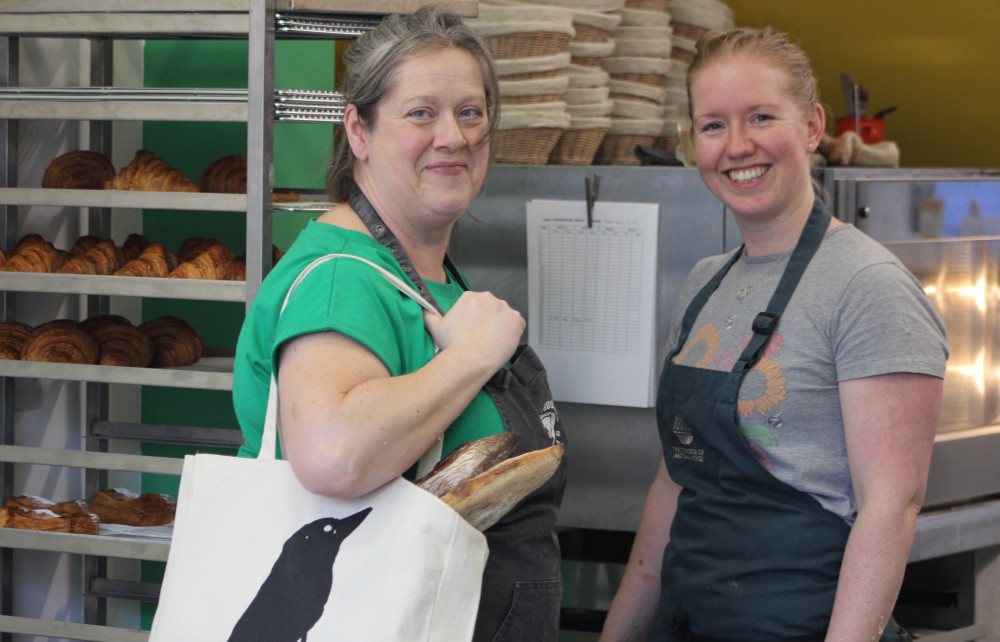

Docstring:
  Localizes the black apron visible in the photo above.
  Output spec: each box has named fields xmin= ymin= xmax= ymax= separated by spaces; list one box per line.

xmin=655 ymin=200 xmax=851 ymax=640
xmin=350 ymin=190 xmax=568 ymax=642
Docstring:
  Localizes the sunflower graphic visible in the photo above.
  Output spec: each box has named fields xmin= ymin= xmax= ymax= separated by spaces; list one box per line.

xmin=674 ymin=323 xmax=721 ymax=368
xmin=737 ymin=356 xmax=787 ymax=418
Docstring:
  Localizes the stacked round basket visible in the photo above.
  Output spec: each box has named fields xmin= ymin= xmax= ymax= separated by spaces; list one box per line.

xmin=659 ymin=0 xmax=734 ymax=162
xmin=546 ymin=0 xmax=624 ymax=164
xmin=468 ymin=2 xmax=575 ymax=164
xmin=597 ymin=4 xmax=674 ymax=165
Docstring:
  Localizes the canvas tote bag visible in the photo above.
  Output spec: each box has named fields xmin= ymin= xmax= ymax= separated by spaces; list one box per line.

xmin=150 ymin=254 xmax=488 ymax=641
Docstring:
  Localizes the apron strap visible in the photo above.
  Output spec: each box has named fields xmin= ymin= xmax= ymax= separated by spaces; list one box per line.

xmin=731 ymin=200 xmax=831 ymax=375
xmin=349 ymin=189 xmax=469 ymax=314
xmin=668 ymin=249 xmax=743 ymax=361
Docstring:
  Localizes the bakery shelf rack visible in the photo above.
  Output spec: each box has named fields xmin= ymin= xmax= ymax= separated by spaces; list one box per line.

xmin=0 ymin=1 xmax=475 ymax=639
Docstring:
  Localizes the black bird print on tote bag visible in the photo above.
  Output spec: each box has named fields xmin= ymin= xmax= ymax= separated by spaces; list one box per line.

xmin=228 ymin=508 xmax=372 ymax=642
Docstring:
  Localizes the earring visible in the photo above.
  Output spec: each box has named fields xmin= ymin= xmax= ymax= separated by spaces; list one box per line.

xmin=808 ymin=143 xmax=814 ymax=150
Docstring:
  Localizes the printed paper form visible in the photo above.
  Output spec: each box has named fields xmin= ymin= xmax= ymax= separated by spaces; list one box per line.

xmin=526 ymin=199 xmax=659 ymax=408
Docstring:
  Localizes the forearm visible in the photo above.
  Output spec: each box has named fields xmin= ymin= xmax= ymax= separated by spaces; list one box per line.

xmin=826 ymin=501 xmax=920 ymax=641
xmin=600 ymin=461 xmax=678 ymax=641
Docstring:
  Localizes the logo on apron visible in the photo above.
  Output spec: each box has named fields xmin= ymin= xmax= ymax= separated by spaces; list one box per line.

xmin=672 ymin=414 xmax=694 ymax=445
xmin=671 ymin=414 xmax=704 ymax=462
xmin=539 ymin=400 xmax=560 ymax=444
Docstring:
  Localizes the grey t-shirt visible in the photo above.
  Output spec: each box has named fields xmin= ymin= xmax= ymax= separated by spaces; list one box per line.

xmin=666 ymin=224 xmax=949 ymax=524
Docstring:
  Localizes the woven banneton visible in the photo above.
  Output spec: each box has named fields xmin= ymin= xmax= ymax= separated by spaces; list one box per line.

xmin=500 ymin=68 xmax=564 ymax=81
xmin=610 ymin=93 xmax=660 ymax=106
xmin=624 ymin=0 xmax=670 ymax=11
xmin=566 ymin=64 xmax=611 ymax=88
xmin=618 ymin=7 xmax=672 ymax=27
xmin=573 ymin=23 xmax=613 ymax=42
xmin=612 ymin=71 xmax=666 ymax=86
xmin=670 ymin=46 xmax=695 ymax=65
xmin=609 ymin=78 xmax=667 ymax=104
xmin=653 ymin=135 xmax=680 ymax=152
xmin=671 ymin=21 xmax=709 ymax=41
xmin=613 ymin=25 xmax=673 ymax=40
xmin=611 ymin=97 xmax=663 ymax=119
xmin=492 ymin=128 xmax=565 ymax=164
xmin=488 ymin=32 xmax=573 ymax=59
xmin=563 ymin=85 xmax=611 ymax=104
xmin=504 ymin=94 xmax=565 ymax=104
xmin=567 ymin=99 xmax=614 ymax=117
xmin=549 ymin=126 xmax=609 ymax=165
xmin=595 ymin=133 xmax=656 ymax=165
xmin=614 ymin=38 xmax=673 ymax=58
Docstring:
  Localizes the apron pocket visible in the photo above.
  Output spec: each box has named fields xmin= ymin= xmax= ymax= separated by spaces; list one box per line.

xmin=490 ymin=578 xmax=562 ymax=642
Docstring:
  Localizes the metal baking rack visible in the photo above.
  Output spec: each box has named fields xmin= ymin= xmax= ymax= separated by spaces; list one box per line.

xmin=276 ymin=12 xmax=382 ymax=38
xmin=0 ymin=87 xmax=346 ymax=123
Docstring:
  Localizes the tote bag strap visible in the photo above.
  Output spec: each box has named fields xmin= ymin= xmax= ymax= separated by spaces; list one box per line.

xmin=260 ymin=253 xmax=445 ymax=474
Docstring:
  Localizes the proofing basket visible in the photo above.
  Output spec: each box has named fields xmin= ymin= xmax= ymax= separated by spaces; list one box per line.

xmin=624 ymin=0 xmax=671 ymax=11
xmin=594 ymin=117 xmax=662 ymax=165
xmin=549 ymin=117 xmax=611 ymax=165
xmin=492 ymin=104 xmax=571 ymax=165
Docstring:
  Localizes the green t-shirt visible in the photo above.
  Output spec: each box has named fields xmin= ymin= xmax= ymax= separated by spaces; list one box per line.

xmin=233 ymin=219 xmax=504 ymax=463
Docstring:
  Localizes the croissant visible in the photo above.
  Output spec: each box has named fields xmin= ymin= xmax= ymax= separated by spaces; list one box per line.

xmin=198 ymin=154 xmax=247 ymax=193
xmin=41 ymin=150 xmax=116 ymax=190
xmin=92 ymin=488 xmax=175 ymax=526
xmin=80 ymin=314 xmax=155 ymax=368
xmin=0 ymin=321 xmax=32 ymax=360
xmin=120 ymin=233 xmax=151 ymax=262
xmin=56 ymin=240 xmax=124 ymax=276
xmin=0 ymin=247 xmax=6 ymax=267
xmin=139 ymin=316 xmax=204 ymax=367
xmin=68 ymin=234 xmax=104 ymax=257
xmin=230 ymin=244 xmax=285 ymax=281
xmin=113 ymin=242 xmax=179 ymax=277
xmin=168 ymin=243 xmax=233 ymax=280
xmin=176 ymin=237 xmax=222 ymax=263
xmin=0 ymin=506 xmax=100 ymax=534
xmin=0 ymin=237 xmax=69 ymax=273
xmin=104 ymin=150 xmax=199 ymax=193
xmin=20 ymin=319 xmax=100 ymax=365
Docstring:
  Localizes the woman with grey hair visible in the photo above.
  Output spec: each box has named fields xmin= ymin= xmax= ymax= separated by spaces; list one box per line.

xmin=233 ymin=7 xmax=567 ymax=641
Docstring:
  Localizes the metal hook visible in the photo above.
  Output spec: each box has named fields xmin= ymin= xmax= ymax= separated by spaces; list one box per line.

xmin=585 ymin=174 xmax=600 ymax=228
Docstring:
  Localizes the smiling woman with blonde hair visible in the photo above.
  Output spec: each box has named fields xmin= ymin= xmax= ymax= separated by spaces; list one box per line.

xmin=601 ymin=27 xmax=947 ymax=642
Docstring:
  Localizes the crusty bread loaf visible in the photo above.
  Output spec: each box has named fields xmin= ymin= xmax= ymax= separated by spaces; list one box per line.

xmin=104 ymin=150 xmax=199 ymax=193
xmin=0 ymin=321 xmax=32 ymax=360
xmin=20 ymin=319 xmax=100 ymax=365
xmin=80 ymin=314 xmax=155 ymax=368
xmin=42 ymin=150 xmax=116 ymax=190
xmin=438 ymin=443 xmax=565 ymax=531
xmin=138 ymin=316 xmax=204 ymax=368
xmin=92 ymin=488 xmax=175 ymax=526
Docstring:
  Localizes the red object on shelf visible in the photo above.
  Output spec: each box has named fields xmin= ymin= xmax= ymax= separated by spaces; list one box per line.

xmin=834 ymin=117 xmax=885 ymax=144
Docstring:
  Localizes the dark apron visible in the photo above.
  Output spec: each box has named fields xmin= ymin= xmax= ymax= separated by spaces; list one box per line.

xmin=350 ymin=190 xmax=568 ymax=642
xmin=655 ymin=200 xmax=852 ymax=640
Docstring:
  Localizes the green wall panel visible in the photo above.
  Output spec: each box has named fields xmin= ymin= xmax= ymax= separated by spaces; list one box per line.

xmin=138 ymin=39 xmax=335 ymax=626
